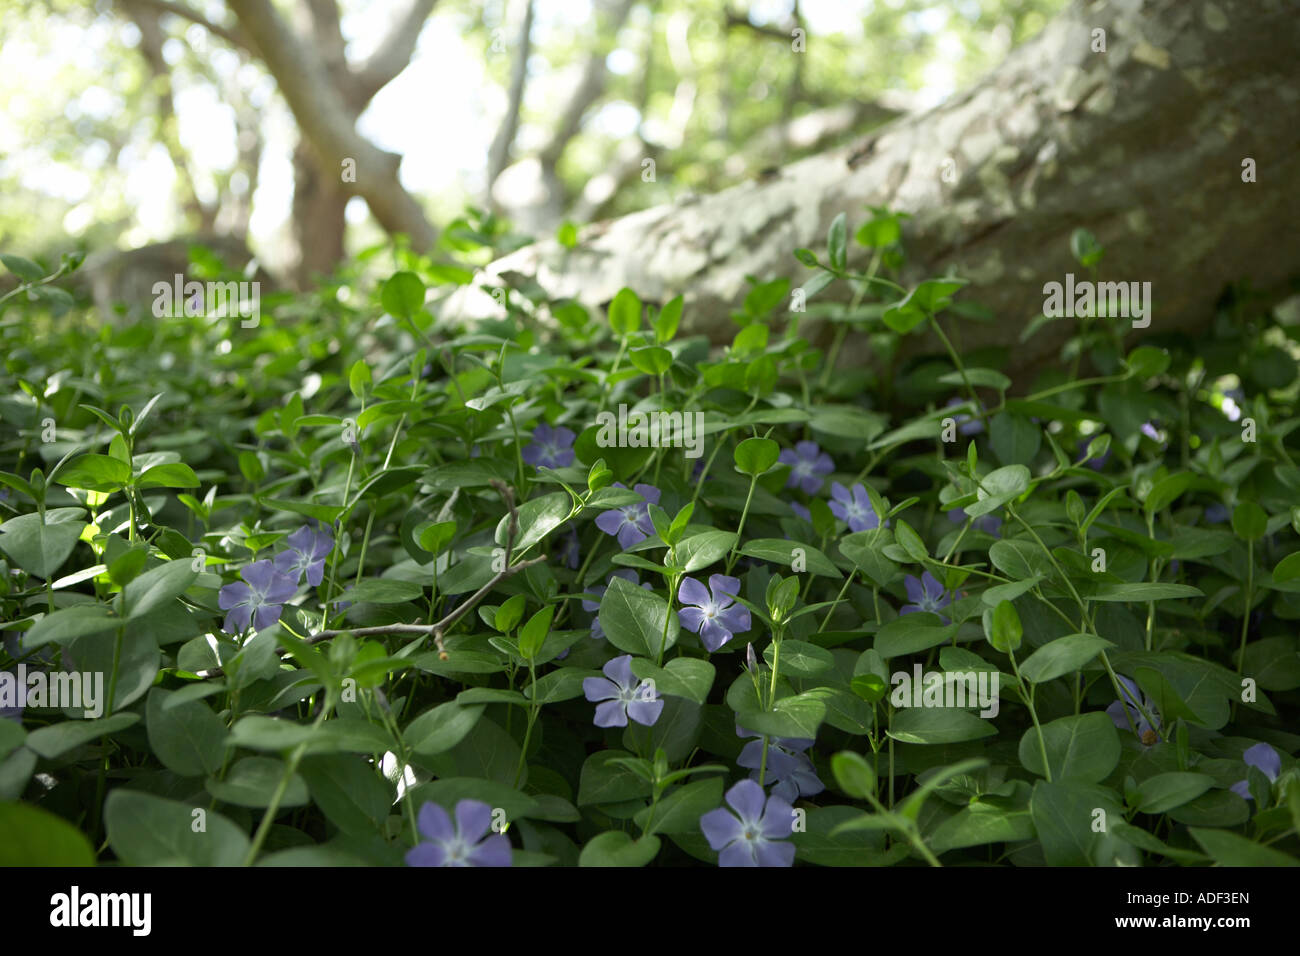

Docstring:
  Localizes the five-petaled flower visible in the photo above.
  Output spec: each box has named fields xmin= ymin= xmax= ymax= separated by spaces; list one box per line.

xmin=1106 ymin=674 xmax=1161 ymax=746
xmin=699 ymin=779 xmax=796 ymax=867
xmin=900 ymin=571 xmax=952 ymax=622
xmin=405 ymin=800 xmax=512 ymax=867
xmin=779 ymin=441 xmax=834 ymax=495
xmin=521 ymin=422 xmax=576 ymax=469
xmin=594 ymin=482 xmax=661 ymax=549
xmin=582 ymin=654 xmax=663 ymax=728
xmin=273 ymin=522 xmax=334 ymax=587
xmin=582 ymin=569 xmax=652 ymax=641
xmin=678 ymin=574 xmax=751 ymax=652
xmin=736 ymin=727 xmax=825 ymax=802
xmin=218 ymin=559 xmax=297 ymax=635
xmin=828 ymin=482 xmax=884 ymax=533
xmin=1230 ymin=742 xmax=1282 ymax=801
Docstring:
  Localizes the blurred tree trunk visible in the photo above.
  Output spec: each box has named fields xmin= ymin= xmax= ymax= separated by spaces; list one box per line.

xmin=447 ymin=0 xmax=1300 ymax=384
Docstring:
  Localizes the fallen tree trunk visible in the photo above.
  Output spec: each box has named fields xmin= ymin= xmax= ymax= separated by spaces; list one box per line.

xmin=443 ymin=0 xmax=1300 ymax=383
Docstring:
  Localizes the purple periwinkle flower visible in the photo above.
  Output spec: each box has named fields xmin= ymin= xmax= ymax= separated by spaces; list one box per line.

xmin=582 ymin=654 xmax=663 ymax=728
xmin=779 ymin=441 xmax=835 ymax=495
xmin=946 ymin=506 xmax=1001 ymax=538
xmin=790 ymin=502 xmax=811 ymax=523
xmin=273 ymin=522 xmax=334 ymax=587
xmin=829 ymin=482 xmax=884 ymax=533
xmin=900 ymin=571 xmax=952 ymax=622
xmin=583 ymin=569 xmax=652 ymax=641
xmin=678 ymin=574 xmax=751 ymax=652
xmin=521 ymin=422 xmax=576 ymax=469
xmin=1204 ymin=503 xmax=1230 ymax=525
xmin=218 ymin=559 xmax=298 ymax=635
xmin=594 ymin=482 xmax=661 ymax=549
xmin=1230 ymin=742 xmax=1282 ymax=801
xmin=737 ymin=727 xmax=825 ymax=802
xmin=1140 ymin=421 xmax=1166 ymax=443
xmin=699 ymin=779 xmax=796 ymax=867
xmin=944 ymin=397 xmax=984 ymax=436
xmin=1106 ymin=674 xmax=1160 ymax=745
xmin=1221 ymin=388 xmax=1244 ymax=423
xmin=558 ymin=528 xmax=581 ymax=570
xmin=405 ymin=800 xmax=512 ymax=867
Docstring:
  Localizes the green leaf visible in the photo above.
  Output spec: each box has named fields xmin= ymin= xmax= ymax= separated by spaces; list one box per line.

xmin=22 ymin=604 xmax=118 ymax=648
xmin=628 ymin=346 xmax=673 ymax=375
xmin=0 ymin=801 xmax=96 ymax=866
xmin=105 ymin=790 xmax=249 ymax=865
xmin=674 ymin=530 xmax=737 ymax=572
xmin=887 ymin=708 xmax=997 ymax=745
xmin=335 ymin=578 xmax=423 ymax=605
xmin=494 ymin=491 xmax=570 ymax=553
xmin=517 ymin=605 xmax=555 ymax=660
xmin=986 ymin=599 xmax=1022 ymax=653
xmin=1018 ymin=634 xmax=1114 ymax=684
xmin=629 ymin=657 xmax=715 ymax=704
xmin=0 ymin=509 xmax=87 ymax=579
xmin=1232 ymin=502 xmax=1268 ymax=541
xmin=733 ymin=437 xmax=780 ymax=476
xmin=827 ymin=212 xmax=848 ymax=272
xmin=381 ymin=271 xmax=426 ymax=320
xmin=123 ymin=560 xmax=198 ymax=620
xmin=1019 ymin=712 xmax=1119 ymax=782
xmin=929 ymin=803 xmax=1035 ymax=854
xmin=830 ymin=751 xmax=876 ymax=799
xmin=579 ymin=831 xmax=661 ymax=867
xmin=578 ymin=750 xmax=654 ymax=805
xmin=136 ymin=463 xmax=200 ymax=489
xmin=874 ymin=614 xmax=956 ymax=658
xmin=1273 ymin=552 xmax=1300 ymax=584
xmin=599 ymin=575 xmax=679 ymax=658
xmin=52 ymin=454 xmax=131 ymax=492
xmin=1143 ymin=472 xmax=1192 ymax=514
xmin=763 ymin=640 xmax=833 ymax=677
xmin=1088 ymin=583 xmax=1203 ymax=602
xmin=989 ymin=412 xmax=1041 ymax=466
xmin=0 ymin=253 xmax=46 ymax=282
xmin=966 ymin=465 xmax=1029 ymax=518
xmin=349 ymin=359 xmax=371 ymax=398
xmin=1136 ymin=772 xmax=1215 ymax=814
xmin=24 ymin=714 xmax=140 ymax=759
xmin=298 ymin=754 xmax=393 ymax=836
xmin=1189 ymin=827 xmax=1299 ymax=866
xmin=735 ymin=692 xmax=827 ymax=738
xmin=146 ymin=688 xmax=228 ymax=777
xmin=1126 ymin=346 xmax=1170 ymax=379
xmin=739 ymin=539 xmax=841 ymax=578
xmin=205 ymin=757 xmax=309 ymax=808
xmin=608 ymin=287 xmax=641 ymax=335
xmin=404 ymin=702 xmax=486 ymax=756
xmin=1030 ymin=780 xmax=1131 ymax=866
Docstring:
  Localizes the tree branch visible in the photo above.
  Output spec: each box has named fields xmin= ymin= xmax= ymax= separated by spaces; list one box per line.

xmin=351 ymin=0 xmax=439 ymax=106
xmin=122 ymin=0 xmax=250 ymax=50
xmin=225 ymin=0 xmax=437 ymax=250
xmin=486 ymin=0 xmax=536 ymax=193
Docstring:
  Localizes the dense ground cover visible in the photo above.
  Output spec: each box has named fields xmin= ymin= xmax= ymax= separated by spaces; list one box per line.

xmin=0 ymin=215 xmax=1297 ymax=867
